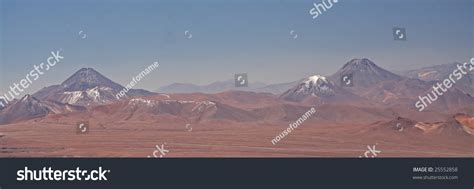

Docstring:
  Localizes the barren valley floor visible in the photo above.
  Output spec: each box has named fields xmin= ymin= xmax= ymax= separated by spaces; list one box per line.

xmin=0 ymin=118 xmax=472 ymax=157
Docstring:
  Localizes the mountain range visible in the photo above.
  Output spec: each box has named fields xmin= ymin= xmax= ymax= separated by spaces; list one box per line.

xmin=158 ymin=80 xmax=267 ymax=94
xmin=0 ymin=68 xmax=155 ymax=124
xmin=401 ymin=63 xmax=474 ymax=96
xmin=157 ymin=79 xmax=299 ymax=95
xmin=159 ymin=58 xmax=474 ymax=98
xmin=1 ymin=58 xmax=473 ymax=136
xmin=0 ymin=94 xmax=85 ymax=124
xmin=1 ymin=58 xmax=473 ymax=158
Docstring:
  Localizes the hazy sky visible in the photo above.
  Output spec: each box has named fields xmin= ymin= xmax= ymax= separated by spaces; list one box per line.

xmin=0 ymin=0 xmax=472 ymax=95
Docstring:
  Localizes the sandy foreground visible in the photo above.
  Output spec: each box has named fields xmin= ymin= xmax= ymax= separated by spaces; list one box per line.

xmin=0 ymin=116 xmax=472 ymax=158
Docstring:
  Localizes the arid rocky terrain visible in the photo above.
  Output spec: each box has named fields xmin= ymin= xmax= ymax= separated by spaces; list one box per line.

xmin=1 ymin=58 xmax=473 ymax=157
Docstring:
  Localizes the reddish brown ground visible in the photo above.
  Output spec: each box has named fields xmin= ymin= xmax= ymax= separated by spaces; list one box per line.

xmin=0 ymin=116 xmax=472 ymax=157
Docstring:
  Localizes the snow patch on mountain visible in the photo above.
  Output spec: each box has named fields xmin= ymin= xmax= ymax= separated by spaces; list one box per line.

xmin=293 ymin=75 xmax=335 ymax=96
xmin=33 ymin=68 xmax=155 ymax=106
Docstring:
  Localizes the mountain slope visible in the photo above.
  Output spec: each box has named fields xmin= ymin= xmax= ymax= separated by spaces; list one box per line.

xmin=454 ymin=114 xmax=474 ymax=135
xmin=330 ymin=58 xmax=402 ymax=88
xmin=91 ymin=97 xmax=260 ymax=123
xmin=33 ymin=68 xmax=155 ymax=106
xmin=254 ymin=80 xmax=300 ymax=94
xmin=0 ymin=99 xmax=7 ymax=111
xmin=401 ymin=63 xmax=474 ymax=96
xmin=328 ymin=58 xmax=474 ymax=112
xmin=0 ymin=95 xmax=85 ymax=125
xmin=377 ymin=114 xmax=474 ymax=136
xmin=280 ymin=74 xmax=366 ymax=105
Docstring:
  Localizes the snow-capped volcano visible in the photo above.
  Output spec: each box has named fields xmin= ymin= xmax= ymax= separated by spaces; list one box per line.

xmin=295 ymin=75 xmax=335 ymax=96
xmin=280 ymin=75 xmax=337 ymax=102
xmin=299 ymin=75 xmax=334 ymax=95
xmin=33 ymin=68 xmax=155 ymax=106
xmin=280 ymin=74 xmax=369 ymax=105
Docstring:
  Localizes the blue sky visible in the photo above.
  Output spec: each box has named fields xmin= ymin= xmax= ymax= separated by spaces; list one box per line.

xmin=0 ymin=0 xmax=472 ymax=95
